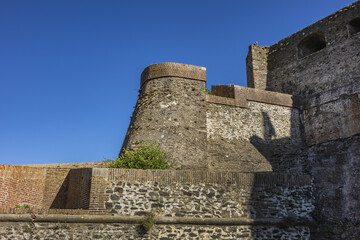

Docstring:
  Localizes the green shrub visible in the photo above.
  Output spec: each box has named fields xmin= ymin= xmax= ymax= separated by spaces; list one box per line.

xmin=109 ymin=142 xmax=171 ymax=170
xmin=15 ymin=204 xmax=30 ymax=209
xmin=140 ymin=212 xmax=156 ymax=232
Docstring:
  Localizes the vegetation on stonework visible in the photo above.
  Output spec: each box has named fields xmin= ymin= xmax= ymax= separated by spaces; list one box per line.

xmin=140 ymin=212 xmax=156 ymax=233
xmin=15 ymin=204 xmax=30 ymax=209
xmin=107 ymin=142 xmax=172 ymax=170
xmin=206 ymin=88 xmax=212 ymax=94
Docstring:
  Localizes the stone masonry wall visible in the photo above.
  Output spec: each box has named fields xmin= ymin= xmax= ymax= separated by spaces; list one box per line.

xmin=88 ymin=169 xmax=313 ymax=221
xmin=121 ymin=63 xmax=207 ymax=170
xmin=265 ymin=1 xmax=360 ymax=98
xmin=273 ymin=135 xmax=360 ymax=239
xmin=0 ymin=165 xmax=45 ymax=208
xmin=206 ymin=85 xmax=302 ymax=172
xmin=0 ymin=222 xmax=310 ymax=240
xmin=302 ymin=82 xmax=360 ymax=145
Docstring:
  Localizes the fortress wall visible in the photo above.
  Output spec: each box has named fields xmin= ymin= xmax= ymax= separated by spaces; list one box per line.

xmin=121 ymin=63 xmax=207 ymax=170
xmin=88 ymin=168 xmax=313 ymax=220
xmin=206 ymin=85 xmax=303 ymax=172
xmin=273 ymin=135 xmax=360 ymax=239
xmin=0 ymin=222 xmax=310 ymax=239
xmin=0 ymin=165 xmax=45 ymax=208
xmin=241 ymin=4 xmax=360 ymax=236
xmin=265 ymin=1 xmax=360 ymax=98
xmin=302 ymin=82 xmax=360 ymax=145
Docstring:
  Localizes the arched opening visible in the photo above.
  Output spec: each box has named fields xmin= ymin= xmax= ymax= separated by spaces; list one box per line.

xmin=348 ymin=17 xmax=360 ymax=36
xmin=298 ymin=32 xmax=326 ymax=59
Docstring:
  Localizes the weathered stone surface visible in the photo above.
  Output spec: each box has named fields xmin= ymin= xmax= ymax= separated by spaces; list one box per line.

xmin=302 ymin=82 xmax=360 ymax=145
xmin=272 ymin=135 xmax=360 ymax=239
xmin=206 ymin=100 xmax=302 ymax=172
xmin=121 ymin=73 xmax=207 ymax=169
xmin=0 ymin=222 xmax=310 ymax=240
xmin=265 ymin=3 xmax=360 ymax=98
xmin=104 ymin=180 xmax=313 ymax=220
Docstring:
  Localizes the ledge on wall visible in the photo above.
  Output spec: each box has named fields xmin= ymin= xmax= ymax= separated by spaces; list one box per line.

xmin=207 ymin=84 xmax=300 ymax=108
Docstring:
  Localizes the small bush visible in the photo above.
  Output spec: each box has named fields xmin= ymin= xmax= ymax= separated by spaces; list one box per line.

xmin=15 ymin=204 xmax=30 ymax=209
xmin=140 ymin=212 xmax=156 ymax=233
xmin=109 ymin=142 xmax=171 ymax=170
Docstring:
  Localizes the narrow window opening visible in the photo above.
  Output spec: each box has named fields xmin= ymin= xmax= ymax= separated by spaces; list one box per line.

xmin=348 ymin=17 xmax=360 ymax=36
xmin=298 ymin=32 xmax=326 ymax=59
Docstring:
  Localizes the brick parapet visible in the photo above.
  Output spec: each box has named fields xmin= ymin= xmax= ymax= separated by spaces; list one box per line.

xmin=208 ymin=85 xmax=298 ymax=108
xmin=102 ymin=168 xmax=311 ymax=187
xmin=0 ymin=165 xmax=46 ymax=208
xmin=88 ymin=175 xmax=111 ymax=214
xmin=42 ymin=168 xmax=70 ymax=208
xmin=140 ymin=62 xmax=206 ymax=88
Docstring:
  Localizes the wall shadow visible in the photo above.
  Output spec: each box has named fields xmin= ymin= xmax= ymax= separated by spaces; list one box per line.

xmin=249 ymin=108 xmax=303 ymax=173
xmin=248 ymin=105 xmax=310 ymax=237
xmin=50 ymin=168 xmax=92 ymax=209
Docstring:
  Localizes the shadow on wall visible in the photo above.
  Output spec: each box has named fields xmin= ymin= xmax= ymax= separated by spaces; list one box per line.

xmin=249 ymin=104 xmax=304 ymax=173
xmin=50 ymin=168 xmax=92 ymax=209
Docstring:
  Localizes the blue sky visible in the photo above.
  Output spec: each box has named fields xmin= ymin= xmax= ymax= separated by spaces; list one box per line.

xmin=0 ymin=0 xmax=356 ymax=165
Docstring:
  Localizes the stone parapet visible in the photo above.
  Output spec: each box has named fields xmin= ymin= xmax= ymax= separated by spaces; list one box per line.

xmin=208 ymin=84 xmax=298 ymax=108
xmin=140 ymin=62 xmax=206 ymax=88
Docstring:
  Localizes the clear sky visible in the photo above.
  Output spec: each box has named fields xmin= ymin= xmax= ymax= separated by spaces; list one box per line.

xmin=0 ymin=0 xmax=356 ymax=165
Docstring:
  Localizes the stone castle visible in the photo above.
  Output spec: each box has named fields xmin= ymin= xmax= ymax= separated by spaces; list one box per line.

xmin=0 ymin=1 xmax=359 ymax=239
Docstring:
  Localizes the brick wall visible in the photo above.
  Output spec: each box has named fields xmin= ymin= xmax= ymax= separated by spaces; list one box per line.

xmin=89 ymin=169 xmax=111 ymax=214
xmin=42 ymin=168 xmax=70 ymax=208
xmin=0 ymin=165 xmax=45 ymax=208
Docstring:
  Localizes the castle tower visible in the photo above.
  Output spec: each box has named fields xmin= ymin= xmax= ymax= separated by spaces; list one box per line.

xmin=121 ymin=62 xmax=207 ymax=169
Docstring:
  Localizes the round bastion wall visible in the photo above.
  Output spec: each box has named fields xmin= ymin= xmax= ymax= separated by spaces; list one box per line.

xmin=120 ymin=62 xmax=207 ymax=169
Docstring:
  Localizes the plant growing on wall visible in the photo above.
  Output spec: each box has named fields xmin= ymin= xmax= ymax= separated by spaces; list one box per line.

xmin=140 ymin=212 xmax=156 ymax=232
xmin=15 ymin=204 xmax=30 ymax=209
xmin=108 ymin=142 xmax=172 ymax=169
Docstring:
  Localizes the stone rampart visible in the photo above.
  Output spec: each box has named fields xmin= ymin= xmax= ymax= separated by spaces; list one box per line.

xmin=264 ymin=1 xmax=359 ymax=98
xmin=0 ymin=166 xmax=314 ymax=239
xmin=121 ymin=62 xmax=207 ymax=169
xmin=120 ymin=63 xmax=303 ymax=171
xmin=206 ymin=85 xmax=302 ymax=172
xmin=88 ymin=168 xmax=313 ymax=220
xmin=302 ymin=82 xmax=360 ymax=145
xmin=0 ymin=218 xmax=311 ymax=239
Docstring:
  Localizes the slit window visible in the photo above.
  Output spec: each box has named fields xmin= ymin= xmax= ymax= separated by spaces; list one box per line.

xmin=298 ymin=32 xmax=326 ymax=59
xmin=348 ymin=17 xmax=360 ymax=36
